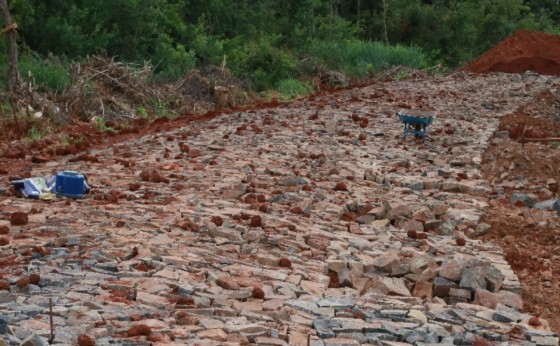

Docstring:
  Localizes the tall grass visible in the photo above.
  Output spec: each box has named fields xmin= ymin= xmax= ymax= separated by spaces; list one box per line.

xmin=307 ymin=40 xmax=428 ymax=77
xmin=275 ymin=78 xmax=313 ymax=100
xmin=19 ymin=54 xmax=71 ymax=92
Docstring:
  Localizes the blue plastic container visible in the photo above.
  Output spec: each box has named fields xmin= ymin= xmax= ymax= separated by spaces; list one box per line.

xmin=55 ymin=171 xmax=86 ymax=198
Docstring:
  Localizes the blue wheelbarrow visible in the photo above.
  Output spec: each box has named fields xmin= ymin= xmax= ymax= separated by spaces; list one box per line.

xmin=397 ymin=110 xmax=436 ymax=143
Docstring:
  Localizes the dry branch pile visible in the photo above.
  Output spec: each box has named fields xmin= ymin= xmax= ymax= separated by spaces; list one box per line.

xmin=0 ymin=57 xmax=249 ymax=140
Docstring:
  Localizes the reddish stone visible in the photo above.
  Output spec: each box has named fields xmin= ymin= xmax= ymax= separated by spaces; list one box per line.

xmin=77 ymin=334 xmax=95 ymax=346
xmin=456 ymin=238 xmax=466 ymax=246
xmin=16 ymin=276 xmax=30 ymax=287
xmin=415 ymin=232 xmax=428 ymax=240
xmin=29 ymin=273 xmax=41 ymax=285
xmin=353 ymin=311 xmax=365 ymax=320
xmin=133 ymin=262 xmax=149 ymax=272
xmin=129 ymin=183 xmax=141 ymax=191
xmin=407 ymin=230 xmax=417 ymax=238
xmin=139 ymin=170 xmax=151 ymax=182
xmin=10 ymin=212 xmax=28 ymax=226
xmin=249 ymin=215 xmax=263 ymax=228
xmin=0 ymin=280 xmax=9 ymax=290
xmin=290 ymin=206 xmax=303 ymax=214
xmin=127 ymin=325 xmax=152 ymax=337
xmin=0 ymin=237 xmax=9 ymax=246
xmin=335 ymin=182 xmax=348 ymax=191
xmin=328 ymin=271 xmax=340 ymax=288
xmin=278 ymin=258 xmax=292 ymax=268
xmin=115 ymin=221 xmax=126 ymax=227
xmin=252 ymin=287 xmax=265 ymax=299
xmin=528 ymin=316 xmax=541 ymax=326
xmin=176 ymin=296 xmax=195 ymax=306
xmin=211 ymin=216 xmax=224 ymax=227
xmin=151 ymin=171 xmax=170 ymax=184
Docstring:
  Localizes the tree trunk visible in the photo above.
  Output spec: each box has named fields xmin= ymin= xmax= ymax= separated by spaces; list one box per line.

xmin=382 ymin=0 xmax=389 ymax=45
xmin=0 ymin=0 xmax=20 ymax=92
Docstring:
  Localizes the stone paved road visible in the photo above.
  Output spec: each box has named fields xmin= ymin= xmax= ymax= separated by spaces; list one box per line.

xmin=1 ymin=72 xmax=558 ymax=345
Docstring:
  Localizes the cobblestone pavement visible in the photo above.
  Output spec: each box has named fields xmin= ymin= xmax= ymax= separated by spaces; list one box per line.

xmin=0 ymin=72 xmax=558 ymax=346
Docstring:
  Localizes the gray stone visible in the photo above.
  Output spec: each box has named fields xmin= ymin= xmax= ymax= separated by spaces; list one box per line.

xmin=482 ymin=266 xmax=504 ymax=292
xmin=20 ymin=334 xmax=48 ymax=346
xmin=438 ymin=221 xmax=456 ymax=236
xmin=317 ymin=297 xmax=354 ymax=310
xmin=408 ymin=182 xmax=424 ymax=191
xmin=365 ymin=333 xmax=399 ymax=343
xmin=379 ymin=310 xmax=408 ymax=320
xmin=531 ymin=336 xmax=560 ymax=346
xmin=0 ymin=315 xmax=7 ymax=334
xmin=511 ymin=193 xmax=534 ymax=208
xmin=493 ymin=310 xmax=521 ymax=323
xmin=95 ymin=261 xmax=119 ymax=272
xmin=391 ymin=263 xmax=410 ymax=277
xmin=533 ymin=199 xmax=559 ymax=211
xmin=313 ymin=319 xmax=337 ymax=339
xmin=424 ymin=219 xmax=443 ymax=231
xmin=449 ymin=288 xmax=472 ymax=300
xmin=433 ymin=277 xmax=458 ymax=297
xmin=286 ymin=300 xmax=319 ymax=315
xmin=474 ymin=223 xmax=492 ymax=237
xmin=405 ymin=330 xmax=427 ymax=344
xmin=178 ymin=284 xmax=195 ymax=295
xmin=460 ymin=267 xmax=487 ymax=291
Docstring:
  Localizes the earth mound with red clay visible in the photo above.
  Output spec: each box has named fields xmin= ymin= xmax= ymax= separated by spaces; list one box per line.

xmin=462 ymin=29 xmax=560 ymax=75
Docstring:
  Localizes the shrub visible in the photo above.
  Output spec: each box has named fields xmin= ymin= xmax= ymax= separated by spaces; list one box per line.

xmin=276 ymin=79 xmax=313 ymax=100
xmin=306 ymin=40 xmax=427 ymax=78
xmin=19 ymin=54 xmax=70 ymax=92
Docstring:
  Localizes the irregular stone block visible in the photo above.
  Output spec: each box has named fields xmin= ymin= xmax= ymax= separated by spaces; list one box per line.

xmin=510 ymin=193 xmax=534 ymax=208
xmin=449 ymin=288 xmax=472 ymax=300
xmin=482 ymin=266 xmax=504 ymax=292
xmin=433 ymin=277 xmax=458 ymax=298
xmin=438 ymin=259 xmax=464 ymax=282
xmin=386 ymin=205 xmax=412 ymax=221
xmin=412 ymin=281 xmax=433 ymax=298
xmin=371 ymin=276 xmax=411 ymax=297
xmin=459 ymin=267 xmax=487 ymax=291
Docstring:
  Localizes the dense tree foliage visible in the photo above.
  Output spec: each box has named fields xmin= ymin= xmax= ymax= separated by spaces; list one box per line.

xmin=1 ymin=0 xmax=559 ymax=90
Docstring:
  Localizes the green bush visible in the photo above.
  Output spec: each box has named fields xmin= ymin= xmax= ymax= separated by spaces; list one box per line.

xmin=306 ymin=40 xmax=427 ymax=77
xmin=19 ymin=54 xmax=70 ymax=92
xmin=27 ymin=127 xmax=48 ymax=141
xmin=226 ymin=36 xmax=302 ymax=91
xmin=276 ymin=79 xmax=313 ymax=100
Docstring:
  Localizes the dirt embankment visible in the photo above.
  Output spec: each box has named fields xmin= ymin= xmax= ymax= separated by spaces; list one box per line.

xmin=463 ymin=29 xmax=560 ymax=76
xmin=465 ymin=29 xmax=560 ymax=331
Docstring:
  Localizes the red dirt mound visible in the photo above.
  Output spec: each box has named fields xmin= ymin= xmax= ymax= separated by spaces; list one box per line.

xmin=462 ymin=30 xmax=560 ymax=75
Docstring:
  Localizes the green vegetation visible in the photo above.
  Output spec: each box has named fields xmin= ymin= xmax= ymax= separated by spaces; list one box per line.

xmin=1 ymin=0 xmax=559 ymax=98
xmin=27 ymin=126 xmax=47 ymax=141
xmin=307 ymin=40 xmax=427 ymax=77
xmin=19 ymin=54 xmax=70 ymax=92
xmin=275 ymin=79 xmax=314 ymax=100
xmin=93 ymin=117 xmax=115 ymax=133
